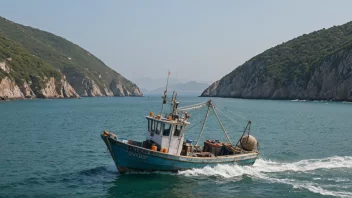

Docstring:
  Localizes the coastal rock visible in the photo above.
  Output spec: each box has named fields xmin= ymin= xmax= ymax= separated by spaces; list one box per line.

xmin=0 ymin=62 xmax=10 ymax=73
xmin=39 ymin=77 xmax=61 ymax=98
xmin=110 ymin=82 xmax=127 ymax=96
xmin=19 ymin=81 xmax=36 ymax=99
xmin=0 ymin=76 xmax=79 ymax=100
xmin=81 ymin=77 xmax=104 ymax=97
xmin=110 ymin=80 xmax=143 ymax=96
xmin=59 ymin=76 xmax=80 ymax=98
xmin=104 ymin=85 xmax=114 ymax=96
xmin=130 ymin=87 xmax=143 ymax=96
xmin=35 ymin=77 xmax=79 ymax=99
xmin=0 ymin=77 xmax=24 ymax=100
xmin=67 ymin=74 xmax=142 ymax=97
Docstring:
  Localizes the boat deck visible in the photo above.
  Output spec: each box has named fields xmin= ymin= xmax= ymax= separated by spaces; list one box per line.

xmin=125 ymin=139 xmax=257 ymax=158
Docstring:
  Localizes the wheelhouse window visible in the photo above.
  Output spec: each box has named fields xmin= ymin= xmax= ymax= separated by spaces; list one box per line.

xmin=148 ymin=120 xmax=152 ymax=132
xmin=155 ymin=122 xmax=162 ymax=135
xmin=174 ymin=125 xmax=183 ymax=136
xmin=151 ymin=120 xmax=155 ymax=132
xmin=163 ymin=124 xmax=171 ymax=136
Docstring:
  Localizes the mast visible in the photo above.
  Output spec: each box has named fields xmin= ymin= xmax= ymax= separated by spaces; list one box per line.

xmin=160 ymin=71 xmax=171 ymax=116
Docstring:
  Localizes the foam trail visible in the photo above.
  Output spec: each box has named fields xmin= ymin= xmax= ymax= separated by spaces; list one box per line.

xmin=179 ymin=156 xmax=352 ymax=177
xmin=178 ymin=156 xmax=352 ymax=197
xmin=253 ymin=156 xmax=352 ymax=173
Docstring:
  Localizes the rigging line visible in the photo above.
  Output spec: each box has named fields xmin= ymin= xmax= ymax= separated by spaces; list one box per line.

xmin=195 ymin=106 xmax=210 ymax=146
xmin=185 ymin=106 xmax=214 ymax=137
xmin=185 ymin=107 xmax=209 ymax=131
xmin=211 ymin=105 xmax=233 ymax=145
xmin=180 ymin=101 xmax=208 ymax=108
xmin=178 ymin=105 xmax=206 ymax=111
xmin=178 ymin=102 xmax=208 ymax=110
xmin=225 ymin=108 xmax=248 ymax=121
xmin=215 ymin=103 xmax=248 ymax=121
xmin=178 ymin=105 xmax=207 ymax=112
xmin=215 ymin=107 xmax=246 ymax=127
xmin=177 ymin=105 xmax=207 ymax=113
xmin=186 ymin=118 xmax=206 ymax=131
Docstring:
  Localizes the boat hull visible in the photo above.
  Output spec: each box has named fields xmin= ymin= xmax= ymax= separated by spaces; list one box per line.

xmin=102 ymin=135 xmax=258 ymax=173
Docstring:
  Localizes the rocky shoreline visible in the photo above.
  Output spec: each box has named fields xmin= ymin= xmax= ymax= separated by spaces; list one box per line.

xmin=0 ymin=75 xmax=80 ymax=100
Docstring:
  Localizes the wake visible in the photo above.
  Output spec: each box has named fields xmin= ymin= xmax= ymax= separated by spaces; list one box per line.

xmin=178 ymin=156 xmax=352 ymax=197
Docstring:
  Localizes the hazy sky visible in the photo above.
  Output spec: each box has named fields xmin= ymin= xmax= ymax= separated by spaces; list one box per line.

xmin=2 ymin=0 xmax=352 ymax=83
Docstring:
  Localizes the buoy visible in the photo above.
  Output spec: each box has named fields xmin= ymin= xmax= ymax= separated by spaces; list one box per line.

xmin=149 ymin=112 xmax=154 ymax=117
xmin=156 ymin=115 xmax=161 ymax=119
xmin=161 ymin=148 xmax=168 ymax=153
xmin=151 ymin=145 xmax=157 ymax=151
xmin=168 ymin=116 xmax=172 ymax=120
xmin=103 ymin=131 xmax=109 ymax=136
xmin=240 ymin=135 xmax=258 ymax=151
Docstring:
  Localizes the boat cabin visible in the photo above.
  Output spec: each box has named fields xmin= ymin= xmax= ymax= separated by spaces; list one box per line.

xmin=144 ymin=115 xmax=189 ymax=155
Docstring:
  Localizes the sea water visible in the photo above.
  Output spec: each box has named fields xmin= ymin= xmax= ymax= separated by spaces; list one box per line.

xmin=0 ymin=96 xmax=351 ymax=197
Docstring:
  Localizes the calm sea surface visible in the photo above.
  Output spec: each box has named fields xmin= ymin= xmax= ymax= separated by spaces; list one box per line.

xmin=1 ymin=96 xmax=352 ymax=198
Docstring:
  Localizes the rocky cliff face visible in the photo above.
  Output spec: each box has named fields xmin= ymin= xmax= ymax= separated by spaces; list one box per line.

xmin=69 ymin=76 xmax=142 ymax=97
xmin=19 ymin=81 xmax=36 ymax=99
xmin=36 ymin=77 xmax=79 ymax=99
xmin=0 ymin=57 xmax=140 ymax=100
xmin=110 ymin=80 xmax=143 ymax=96
xmin=201 ymin=45 xmax=352 ymax=101
xmin=0 ymin=76 xmax=80 ymax=100
xmin=60 ymin=76 xmax=79 ymax=98
xmin=0 ymin=77 xmax=24 ymax=100
xmin=304 ymin=47 xmax=352 ymax=101
xmin=0 ymin=62 xmax=10 ymax=73
xmin=80 ymin=77 xmax=104 ymax=97
xmin=0 ymin=60 xmax=80 ymax=100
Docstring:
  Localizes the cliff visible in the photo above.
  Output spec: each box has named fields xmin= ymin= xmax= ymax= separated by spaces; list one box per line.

xmin=201 ymin=21 xmax=352 ymax=101
xmin=0 ymin=36 xmax=79 ymax=100
xmin=0 ymin=75 xmax=79 ymax=100
xmin=0 ymin=16 xmax=142 ymax=98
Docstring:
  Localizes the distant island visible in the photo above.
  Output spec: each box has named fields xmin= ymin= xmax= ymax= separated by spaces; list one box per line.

xmin=201 ymin=21 xmax=352 ymax=101
xmin=0 ymin=17 xmax=142 ymax=100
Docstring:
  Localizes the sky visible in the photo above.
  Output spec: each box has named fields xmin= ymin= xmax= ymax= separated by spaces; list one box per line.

xmin=2 ymin=0 xmax=352 ymax=83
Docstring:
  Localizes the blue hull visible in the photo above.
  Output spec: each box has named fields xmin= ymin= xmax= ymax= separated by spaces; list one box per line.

xmin=102 ymin=135 xmax=258 ymax=173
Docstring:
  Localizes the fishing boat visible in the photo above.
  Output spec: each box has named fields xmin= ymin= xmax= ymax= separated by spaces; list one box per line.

xmin=101 ymin=75 xmax=259 ymax=173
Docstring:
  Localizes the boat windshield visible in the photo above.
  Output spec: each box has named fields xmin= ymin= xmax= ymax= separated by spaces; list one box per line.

xmin=174 ymin=125 xmax=182 ymax=136
xmin=163 ymin=124 xmax=171 ymax=136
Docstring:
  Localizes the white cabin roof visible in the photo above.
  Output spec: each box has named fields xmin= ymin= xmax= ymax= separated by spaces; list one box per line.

xmin=145 ymin=116 xmax=190 ymax=125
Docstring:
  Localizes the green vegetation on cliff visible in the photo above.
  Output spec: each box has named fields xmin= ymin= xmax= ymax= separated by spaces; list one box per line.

xmin=0 ymin=16 xmax=141 ymax=96
xmin=238 ymin=22 xmax=352 ymax=85
xmin=202 ymin=21 xmax=352 ymax=101
xmin=0 ymin=35 xmax=62 ymax=90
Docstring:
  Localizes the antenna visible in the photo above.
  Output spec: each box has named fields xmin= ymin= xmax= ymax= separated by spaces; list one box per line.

xmin=160 ymin=71 xmax=171 ymax=116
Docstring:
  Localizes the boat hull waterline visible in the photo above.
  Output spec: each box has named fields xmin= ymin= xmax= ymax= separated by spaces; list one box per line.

xmin=102 ymin=135 xmax=259 ymax=173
